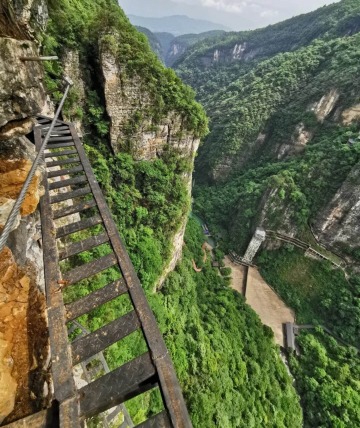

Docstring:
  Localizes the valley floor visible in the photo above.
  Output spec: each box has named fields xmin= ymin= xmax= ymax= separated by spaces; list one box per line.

xmin=224 ymin=256 xmax=294 ymax=347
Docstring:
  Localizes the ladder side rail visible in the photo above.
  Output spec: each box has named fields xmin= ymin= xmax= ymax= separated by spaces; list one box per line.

xmin=68 ymin=124 xmax=192 ymax=428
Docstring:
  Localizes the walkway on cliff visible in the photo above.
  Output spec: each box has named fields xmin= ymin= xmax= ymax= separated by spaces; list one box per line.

xmin=5 ymin=115 xmax=192 ymax=427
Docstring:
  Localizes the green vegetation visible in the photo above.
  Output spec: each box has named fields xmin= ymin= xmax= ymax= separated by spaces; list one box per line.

xmin=175 ymin=1 xmax=360 ymax=426
xmin=156 ymin=219 xmax=302 ymax=427
xmin=289 ymin=331 xmax=360 ymax=428
xmin=43 ymin=0 xmax=207 ymax=136
xmin=258 ymin=247 xmax=360 ymax=347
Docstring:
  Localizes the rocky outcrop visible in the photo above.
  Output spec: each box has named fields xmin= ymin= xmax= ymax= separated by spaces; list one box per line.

xmin=309 ymin=89 xmax=340 ymax=123
xmin=0 ymin=0 xmax=48 ymax=40
xmin=0 ymin=137 xmax=44 ymax=230
xmin=314 ymin=162 xmax=360 ymax=266
xmin=0 ymin=38 xmax=46 ymax=129
xmin=341 ymin=104 xmax=360 ymax=125
xmin=62 ymin=49 xmax=86 ymax=134
xmin=0 ymin=247 xmax=49 ymax=424
xmin=100 ymin=45 xmax=200 ymax=161
xmin=277 ymin=123 xmax=313 ymax=159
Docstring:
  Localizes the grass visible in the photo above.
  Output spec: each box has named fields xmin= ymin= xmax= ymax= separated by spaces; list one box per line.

xmin=257 ymin=247 xmax=349 ymax=326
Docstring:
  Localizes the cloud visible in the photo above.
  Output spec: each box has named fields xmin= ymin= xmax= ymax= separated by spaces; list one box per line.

xmin=172 ymin=0 xmax=248 ymax=15
xmin=260 ymin=9 xmax=279 ymax=18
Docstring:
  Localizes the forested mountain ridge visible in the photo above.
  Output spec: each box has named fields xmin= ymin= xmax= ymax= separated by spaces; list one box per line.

xmin=176 ymin=0 xmax=360 ymax=267
xmin=174 ymin=1 xmax=360 ymax=426
xmin=175 ymin=0 xmax=360 ymax=70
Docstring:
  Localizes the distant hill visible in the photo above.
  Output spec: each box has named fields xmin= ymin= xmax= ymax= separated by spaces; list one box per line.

xmin=135 ymin=26 xmax=163 ymax=59
xmin=164 ymin=30 xmax=225 ymax=66
xmin=128 ymin=14 xmax=229 ymax=36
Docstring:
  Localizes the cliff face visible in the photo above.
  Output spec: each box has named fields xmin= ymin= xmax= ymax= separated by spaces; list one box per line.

xmin=314 ymin=162 xmax=360 ymax=267
xmin=0 ymin=2 xmax=49 ymax=423
xmin=99 ymin=44 xmax=200 ymax=281
xmin=100 ymin=46 xmax=200 ymax=161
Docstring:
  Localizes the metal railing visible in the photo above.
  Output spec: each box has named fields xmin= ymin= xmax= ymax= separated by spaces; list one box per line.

xmin=0 ymin=77 xmax=73 ymax=253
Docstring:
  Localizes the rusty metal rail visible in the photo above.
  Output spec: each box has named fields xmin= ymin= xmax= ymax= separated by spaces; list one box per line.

xmin=34 ymin=115 xmax=192 ymax=428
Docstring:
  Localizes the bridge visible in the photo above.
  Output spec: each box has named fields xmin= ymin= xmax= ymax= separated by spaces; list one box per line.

xmin=1 ymin=81 xmax=192 ymax=427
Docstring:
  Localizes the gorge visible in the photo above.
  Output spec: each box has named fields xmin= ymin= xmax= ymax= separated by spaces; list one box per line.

xmin=0 ymin=0 xmax=360 ymax=427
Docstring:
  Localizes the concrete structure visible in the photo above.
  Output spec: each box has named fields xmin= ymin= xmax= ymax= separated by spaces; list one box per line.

xmin=243 ymin=227 xmax=266 ymax=263
xmin=285 ymin=322 xmax=296 ymax=352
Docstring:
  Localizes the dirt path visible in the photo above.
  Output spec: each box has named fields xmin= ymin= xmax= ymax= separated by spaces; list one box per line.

xmin=245 ymin=268 xmax=295 ymax=347
xmin=224 ymin=256 xmax=247 ymax=294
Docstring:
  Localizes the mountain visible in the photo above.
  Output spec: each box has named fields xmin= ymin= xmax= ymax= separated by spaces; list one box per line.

xmin=165 ymin=30 xmax=225 ymax=66
xmin=175 ymin=0 xmax=360 ymax=426
xmin=137 ymin=27 xmax=226 ymax=66
xmin=135 ymin=25 xmax=163 ymax=58
xmin=128 ymin=14 xmax=230 ymax=36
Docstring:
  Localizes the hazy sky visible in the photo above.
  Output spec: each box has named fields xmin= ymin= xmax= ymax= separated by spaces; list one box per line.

xmin=119 ymin=0 xmax=341 ymax=30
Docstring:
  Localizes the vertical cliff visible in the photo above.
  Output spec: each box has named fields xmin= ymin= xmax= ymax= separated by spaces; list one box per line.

xmin=0 ymin=1 xmax=50 ymax=423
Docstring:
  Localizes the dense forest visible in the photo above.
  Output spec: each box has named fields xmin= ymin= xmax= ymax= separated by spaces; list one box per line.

xmin=174 ymin=0 xmax=360 ymax=426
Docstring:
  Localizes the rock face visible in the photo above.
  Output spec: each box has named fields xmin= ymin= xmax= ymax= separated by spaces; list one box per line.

xmin=100 ymin=47 xmax=200 ymax=161
xmin=0 ymin=247 xmax=49 ymax=424
xmin=99 ymin=42 xmax=200 ymax=280
xmin=314 ymin=162 xmax=360 ymax=265
xmin=0 ymin=137 xmax=44 ymax=229
xmin=62 ymin=49 xmax=86 ymax=134
xmin=0 ymin=0 xmax=48 ymax=40
xmin=0 ymin=38 xmax=46 ymax=128
xmin=309 ymin=89 xmax=340 ymax=123
xmin=341 ymin=104 xmax=360 ymax=125
xmin=0 ymin=2 xmax=49 ymax=420
xmin=277 ymin=123 xmax=313 ymax=159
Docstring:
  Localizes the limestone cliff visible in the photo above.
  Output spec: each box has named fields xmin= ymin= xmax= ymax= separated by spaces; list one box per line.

xmin=98 ymin=42 xmax=200 ymax=280
xmin=0 ymin=1 xmax=49 ymax=423
xmin=100 ymin=44 xmax=200 ymax=161
xmin=314 ymin=162 xmax=360 ymax=269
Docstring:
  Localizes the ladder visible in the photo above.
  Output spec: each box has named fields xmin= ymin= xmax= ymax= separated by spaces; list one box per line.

xmin=33 ymin=116 xmax=192 ymax=428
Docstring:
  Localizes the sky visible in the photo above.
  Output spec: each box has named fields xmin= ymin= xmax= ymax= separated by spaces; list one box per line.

xmin=119 ymin=0 xmax=341 ymax=31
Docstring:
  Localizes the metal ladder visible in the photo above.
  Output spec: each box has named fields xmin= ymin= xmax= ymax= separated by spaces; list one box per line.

xmin=33 ymin=116 xmax=192 ymax=428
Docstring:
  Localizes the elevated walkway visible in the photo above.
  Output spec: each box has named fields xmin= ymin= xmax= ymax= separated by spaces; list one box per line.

xmin=4 ymin=115 xmax=192 ymax=427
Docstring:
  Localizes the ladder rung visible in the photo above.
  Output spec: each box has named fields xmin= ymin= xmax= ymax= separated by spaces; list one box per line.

xmin=58 ymin=232 xmax=109 ymax=260
xmin=47 ymin=142 xmax=75 ymax=149
xmin=46 ymin=157 xmax=80 ymax=167
xmin=47 ymin=165 xmax=84 ymax=179
xmin=37 ymin=118 xmax=51 ymax=124
xmin=53 ymin=199 xmax=96 ymax=220
xmin=50 ymin=186 xmax=91 ymax=204
xmin=56 ymin=215 xmax=102 ymax=239
xmin=49 ymin=175 xmax=87 ymax=190
xmin=49 ymin=130 xmax=72 ymax=136
xmin=42 ymin=125 xmax=69 ymax=132
xmin=79 ymin=353 xmax=157 ymax=418
xmin=65 ymin=279 xmax=127 ymax=321
xmin=136 ymin=411 xmax=171 ymax=427
xmin=64 ymin=253 xmax=118 ymax=285
xmin=71 ymin=311 xmax=140 ymax=364
xmin=49 ymin=136 xmax=74 ymax=142
xmin=45 ymin=150 xmax=77 ymax=158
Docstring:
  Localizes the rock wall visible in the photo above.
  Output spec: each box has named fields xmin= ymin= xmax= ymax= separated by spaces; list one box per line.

xmin=0 ymin=1 xmax=49 ymax=422
xmin=0 ymin=0 xmax=48 ymax=40
xmin=314 ymin=162 xmax=360 ymax=267
xmin=100 ymin=46 xmax=200 ymax=161
xmin=99 ymin=43 xmax=200 ymax=283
